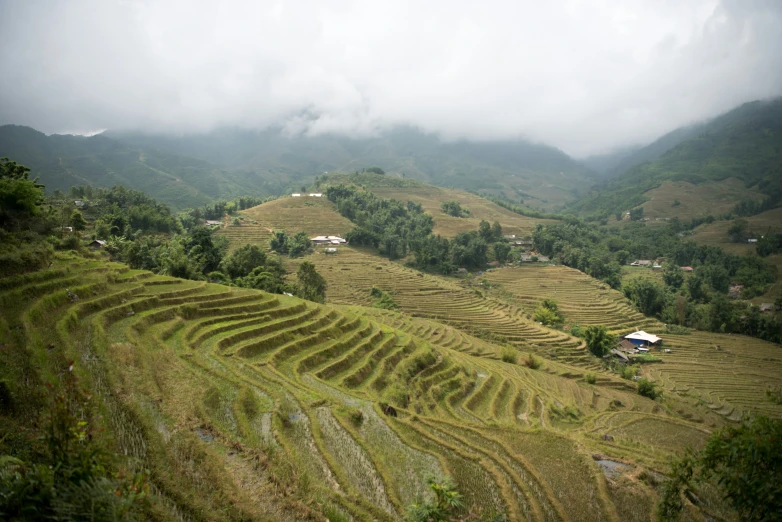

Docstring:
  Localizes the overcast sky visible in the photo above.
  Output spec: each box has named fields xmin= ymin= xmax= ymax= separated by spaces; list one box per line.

xmin=1 ymin=0 xmax=781 ymax=156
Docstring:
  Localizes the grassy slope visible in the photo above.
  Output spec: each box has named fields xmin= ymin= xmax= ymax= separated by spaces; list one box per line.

xmin=688 ymin=207 xmax=782 ymax=305
xmin=638 ymin=178 xmax=765 ymax=220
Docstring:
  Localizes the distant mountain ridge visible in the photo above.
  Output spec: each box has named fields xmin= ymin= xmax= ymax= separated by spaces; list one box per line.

xmin=568 ymin=98 xmax=782 ymax=218
xmin=109 ymin=126 xmax=598 ymax=210
xmin=0 ymin=125 xmax=276 ymax=209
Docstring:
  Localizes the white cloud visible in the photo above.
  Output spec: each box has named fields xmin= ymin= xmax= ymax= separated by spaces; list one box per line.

xmin=1 ymin=0 xmax=780 ymax=155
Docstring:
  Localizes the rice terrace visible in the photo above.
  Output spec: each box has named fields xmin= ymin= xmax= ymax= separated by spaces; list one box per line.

xmin=2 ymin=6 xmax=782 ymax=520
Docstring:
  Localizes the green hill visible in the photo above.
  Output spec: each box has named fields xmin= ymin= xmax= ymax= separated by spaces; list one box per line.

xmin=569 ymin=99 xmax=782 ymax=219
xmin=0 ymin=125 xmax=275 ymax=209
xmin=110 ymin=126 xmax=598 ymax=210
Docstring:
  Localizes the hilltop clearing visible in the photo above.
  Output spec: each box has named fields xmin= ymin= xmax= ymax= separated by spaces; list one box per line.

xmin=319 ymin=171 xmax=559 ymax=237
xmin=569 ymin=99 xmax=782 ymax=220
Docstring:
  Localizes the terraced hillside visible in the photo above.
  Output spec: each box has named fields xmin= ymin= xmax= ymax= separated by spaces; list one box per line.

xmin=217 ymin=196 xmax=354 ymax=252
xmin=482 ymin=265 xmax=782 ymax=422
xmin=4 ymin=255 xmax=760 ymax=521
xmin=300 ymin=246 xmax=595 ymax=370
xmin=482 ymin=266 xmax=661 ymax=334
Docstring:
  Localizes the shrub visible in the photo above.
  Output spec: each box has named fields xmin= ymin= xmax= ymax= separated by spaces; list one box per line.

xmin=584 ymin=325 xmax=616 ymax=357
xmin=637 ymin=378 xmax=659 ymax=399
xmin=584 ymin=373 xmax=597 ymax=384
xmin=348 ymin=408 xmax=364 ymax=426
xmin=523 ymin=354 xmax=542 ymax=370
xmin=369 ymin=286 xmax=399 ymax=309
xmin=0 ymin=377 xmax=148 ymax=519
xmin=658 ymin=416 xmax=781 ymax=521
xmin=407 ymin=477 xmax=464 ymax=522
xmin=619 ymin=364 xmax=638 ymax=380
xmin=534 ymin=306 xmax=562 ymax=326
xmin=500 ymin=348 xmax=517 ymax=364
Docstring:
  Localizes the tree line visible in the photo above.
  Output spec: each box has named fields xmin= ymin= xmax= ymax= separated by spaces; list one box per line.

xmin=326 ymin=184 xmax=512 ymax=274
xmin=532 ymin=218 xmax=781 ymax=343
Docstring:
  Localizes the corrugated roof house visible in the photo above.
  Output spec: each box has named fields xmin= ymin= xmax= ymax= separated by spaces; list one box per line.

xmin=624 ymin=330 xmax=662 ymax=347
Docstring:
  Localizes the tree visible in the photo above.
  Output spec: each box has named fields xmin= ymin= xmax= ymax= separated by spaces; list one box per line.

xmin=406 ymin=477 xmax=464 ymax=522
xmin=658 ymin=416 xmax=781 ymax=521
xmin=478 ymin=220 xmax=493 ymax=242
xmin=296 ymin=261 xmax=327 ymax=303
xmin=441 ymin=200 xmax=464 ymax=217
xmin=629 ymin=207 xmax=644 ymax=221
xmin=269 ymin=230 xmax=288 ymax=254
xmin=0 ymin=157 xmax=45 ymax=230
xmin=220 ymin=244 xmax=267 ymax=279
xmin=728 ymin=218 xmax=748 ymax=243
xmin=493 ymin=242 xmax=511 ymax=264
xmin=70 ymin=210 xmax=87 ymax=231
xmin=624 ymin=279 xmax=665 ymax=316
xmin=286 ymin=231 xmax=311 ymax=258
xmin=637 ymin=378 xmax=659 ymax=399
xmin=662 ymin=263 xmax=683 ymax=289
xmin=490 ymin=221 xmax=503 ymax=242
xmin=584 ymin=325 xmax=615 ymax=357
xmin=365 ymin=166 xmax=385 ymax=175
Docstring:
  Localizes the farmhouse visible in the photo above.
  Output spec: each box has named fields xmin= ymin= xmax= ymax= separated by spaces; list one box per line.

xmin=324 ymin=248 xmax=338 ymax=254
xmin=760 ymin=303 xmax=774 ymax=314
xmin=205 ymin=220 xmax=222 ymax=227
xmin=624 ymin=330 xmax=662 ymax=348
xmin=503 ymin=234 xmax=516 ymax=239
xmin=309 ymin=193 xmax=323 ymax=198
xmin=291 ymin=193 xmax=301 ymax=197
xmin=630 ymin=260 xmax=652 ymax=267
xmin=514 ymin=240 xmax=534 ymax=247
xmin=680 ymin=266 xmax=694 ymax=272
xmin=74 ymin=200 xmax=85 ymax=208
xmin=616 ymin=339 xmax=638 ymax=355
xmin=652 ymin=263 xmax=662 ymax=269
xmin=311 ymin=235 xmax=346 ymax=245
xmin=89 ymin=239 xmax=107 ymax=249
xmin=747 ymin=238 xmax=758 ymax=243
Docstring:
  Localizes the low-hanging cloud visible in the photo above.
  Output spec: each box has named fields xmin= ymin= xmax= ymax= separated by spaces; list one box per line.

xmin=1 ymin=0 xmax=781 ymax=156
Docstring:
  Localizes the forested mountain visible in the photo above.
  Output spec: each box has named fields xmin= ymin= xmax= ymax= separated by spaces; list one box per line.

xmin=580 ymin=122 xmax=706 ymax=179
xmin=0 ymin=125 xmax=276 ymax=209
xmin=569 ymin=98 xmax=782 ymax=219
xmin=109 ymin=126 xmax=597 ymax=210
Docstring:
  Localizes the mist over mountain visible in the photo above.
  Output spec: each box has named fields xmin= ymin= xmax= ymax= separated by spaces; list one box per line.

xmin=109 ymin=126 xmax=597 ymax=209
xmin=569 ymin=98 xmax=782 ymax=218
